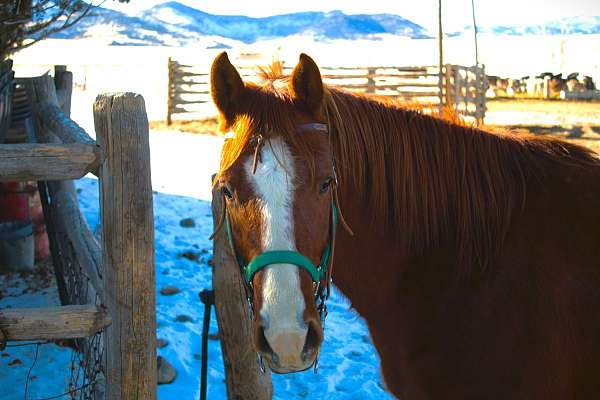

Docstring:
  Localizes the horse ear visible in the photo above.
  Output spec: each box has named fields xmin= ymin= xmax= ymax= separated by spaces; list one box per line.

xmin=211 ymin=52 xmax=245 ymax=120
xmin=289 ymin=53 xmax=324 ymax=117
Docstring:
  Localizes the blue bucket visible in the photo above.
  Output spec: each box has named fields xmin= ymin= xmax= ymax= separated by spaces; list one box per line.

xmin=0 ymin=220 xmax=34 ymax=272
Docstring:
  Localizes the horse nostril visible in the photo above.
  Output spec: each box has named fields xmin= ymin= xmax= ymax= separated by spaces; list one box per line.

xmin=255 ymin=323 xmax=274 ymax=356
xmin=302 ymin=317 xmax=323 ymax=360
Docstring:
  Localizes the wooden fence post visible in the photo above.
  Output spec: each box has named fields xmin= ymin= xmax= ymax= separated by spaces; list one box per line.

xmin=26 ymin=71 xmax=107 ymax=396
xmin=475 ymin=65 xmax=486 ymax=126
xmin=444 ymin=64 xmax=453 ymax=111
xmin=212 ymin=181 xmax=273 ymax=400
xmin=54 ymin=65 xmax=73 ymax=116
xmin=166 ymin=57 xmax=173 ymax=126
xmin=94 ymin=93 xmax=157 ymax=400
xmin=366 ymin=68 xmax=376 ymax=94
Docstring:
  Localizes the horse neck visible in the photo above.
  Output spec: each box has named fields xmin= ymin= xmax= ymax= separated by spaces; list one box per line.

xmin=326 ymin=92 xmax=528 ymax=311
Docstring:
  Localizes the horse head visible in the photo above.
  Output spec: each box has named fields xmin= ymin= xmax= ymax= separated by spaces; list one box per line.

xmin=210 ymin=52 xmax=340 ymax=373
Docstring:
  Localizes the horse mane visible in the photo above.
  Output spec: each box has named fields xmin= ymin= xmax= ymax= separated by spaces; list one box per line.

xmin=323 ymin=88 xmax=599 ymax=272
xmin=218 ymin=73 xmax=600 ymax=273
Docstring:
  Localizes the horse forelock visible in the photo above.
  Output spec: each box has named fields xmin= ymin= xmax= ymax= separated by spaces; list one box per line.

xmin=216 ymin=83 xmax=318 ymax=184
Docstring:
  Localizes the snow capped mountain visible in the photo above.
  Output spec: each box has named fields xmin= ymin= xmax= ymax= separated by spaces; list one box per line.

xmin=454 ymin=16 xmax=600 ymax=36
xmin=47 ymin=2 xmax=429 ymax=46
xmin=47 ymin=2 xmax=600 ymax=47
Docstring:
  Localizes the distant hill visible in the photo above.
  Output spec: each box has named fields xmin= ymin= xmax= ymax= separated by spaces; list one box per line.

xmin=453 ymin=16 xmax=600 ymax=36
xmin=47 ymin=1 xmax=429 ymax=46
xmin=47 ymin=2 xmax=600 ymax=46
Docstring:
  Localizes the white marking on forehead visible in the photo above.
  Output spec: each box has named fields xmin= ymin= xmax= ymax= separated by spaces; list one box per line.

xmin=244 ymin=137 xmax=307 ymax=354
xmin=245 ymin=137 xmax=296 ymax=251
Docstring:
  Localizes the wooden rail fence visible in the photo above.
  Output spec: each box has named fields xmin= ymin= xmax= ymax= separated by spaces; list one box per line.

xmin=0 ymin=66 xmax=156 ymax=399
xmin=167 ymin=58 xmax=486 ymax=125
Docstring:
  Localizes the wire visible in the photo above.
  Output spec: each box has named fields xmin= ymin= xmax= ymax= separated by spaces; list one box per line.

xmin=34 ymin=382 xmax=93 ymax=400
xmin=24 ymin=343 xmax=40 ymax=400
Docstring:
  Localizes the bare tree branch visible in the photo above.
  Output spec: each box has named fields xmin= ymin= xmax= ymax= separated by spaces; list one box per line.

xmin=1 ymin=0 xmax=130 ymax=59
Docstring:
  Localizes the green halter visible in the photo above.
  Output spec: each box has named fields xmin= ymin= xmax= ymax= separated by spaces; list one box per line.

xmin=224 ymin=201 xmax=338 ymax=285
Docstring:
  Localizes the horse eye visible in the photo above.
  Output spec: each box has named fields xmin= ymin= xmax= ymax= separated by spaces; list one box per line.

xmin=319 ymin=177 xmax=333 ymax=194
xmin=221 ymin=185 xmax=233 ymax=200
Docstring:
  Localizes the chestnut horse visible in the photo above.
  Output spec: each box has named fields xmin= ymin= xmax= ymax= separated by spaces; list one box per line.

xmin=210 ymin=52 xmax=600 ymax=399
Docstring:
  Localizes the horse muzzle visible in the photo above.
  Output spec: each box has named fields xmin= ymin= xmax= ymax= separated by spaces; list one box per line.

xmin=254 ymin=314 xmax=323 ymax=374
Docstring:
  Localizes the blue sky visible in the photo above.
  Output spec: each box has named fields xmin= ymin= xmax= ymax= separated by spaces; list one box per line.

xmin=104 ymin=0 xmax=600 ymax=32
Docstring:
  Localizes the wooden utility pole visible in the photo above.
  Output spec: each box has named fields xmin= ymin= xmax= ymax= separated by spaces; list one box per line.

xmin=471 ymin=0 xmax=479 ymax=66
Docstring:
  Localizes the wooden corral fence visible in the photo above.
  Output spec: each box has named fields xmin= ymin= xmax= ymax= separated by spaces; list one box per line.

xmin=167 ymin=58 xmax=487 ymax=125
xmin=445 ymin=64 xmax=487 ymax=122
xmin=0 ymin=60 xmax=14 ymax=140
xmin=0 ymin=66 xmax=156 ymax=399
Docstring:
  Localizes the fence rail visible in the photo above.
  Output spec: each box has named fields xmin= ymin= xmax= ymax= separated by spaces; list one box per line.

xmin=167 ymin=58 xmax=487 ymax=124
xmin=0 ymin=66 xmax=156 ymax=399
xmin=0 ymin=305 xmax=110 ymax=341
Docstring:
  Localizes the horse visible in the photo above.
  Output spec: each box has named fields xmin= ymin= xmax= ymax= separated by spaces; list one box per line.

xmin=210 ymin=52 xmax=600 ymax=399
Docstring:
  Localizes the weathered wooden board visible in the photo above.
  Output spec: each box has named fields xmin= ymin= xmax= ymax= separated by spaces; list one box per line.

xmin=54 ymin=65 xmax=72 ymax=116
xmin=39 ymin=102 xmax=97 ymax=146
xmin=0 ymin=305 xmax=111 ymax=341
xmin=46 ymin=179 xmax=104 ymax=302
xmin=0 ymin=142 xmax=100 ymax=182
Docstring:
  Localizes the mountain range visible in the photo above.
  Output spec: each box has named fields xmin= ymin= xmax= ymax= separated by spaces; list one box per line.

xmin=47 ymin=2 xmax=600 ymax=47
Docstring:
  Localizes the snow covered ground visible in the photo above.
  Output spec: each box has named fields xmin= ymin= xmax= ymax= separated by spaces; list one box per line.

xmin=0 ymin=130 xmax=392 ymax=399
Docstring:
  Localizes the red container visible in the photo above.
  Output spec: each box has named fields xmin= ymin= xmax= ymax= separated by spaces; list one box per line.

xmin=0 ymin=182 xmax=30 ymax=222
xmin=28 ymin=186 xmax=49 ymax=261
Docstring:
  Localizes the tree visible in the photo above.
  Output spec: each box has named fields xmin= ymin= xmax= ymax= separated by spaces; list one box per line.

xmin=0 ymin=0 xmax=129 ymax=60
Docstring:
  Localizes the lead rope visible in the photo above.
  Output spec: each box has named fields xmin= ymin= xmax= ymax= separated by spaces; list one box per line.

xmin=325 ymin=181 xmax=354 ymax=300
xmin=198 ymin=289 xmax=214 ymax=400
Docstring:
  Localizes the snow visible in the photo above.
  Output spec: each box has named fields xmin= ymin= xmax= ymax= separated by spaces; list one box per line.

xmin=152 ymin=7 xmax=194 ymax=26
xmin=0 ymin=130 xmax=392 ymax=399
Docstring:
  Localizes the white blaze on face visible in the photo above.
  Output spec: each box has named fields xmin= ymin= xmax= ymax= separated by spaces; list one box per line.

xmin=244 ymin=137 xmax=308 ymax=365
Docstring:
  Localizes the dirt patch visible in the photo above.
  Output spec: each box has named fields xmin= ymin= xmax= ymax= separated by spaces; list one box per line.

xmin=0 ymin=257 xmax=55 ymax=300
xmin=149 ymin=117 xmax=219 ymax=135
xmin=485 ymin=99 xmax=600 ymax=155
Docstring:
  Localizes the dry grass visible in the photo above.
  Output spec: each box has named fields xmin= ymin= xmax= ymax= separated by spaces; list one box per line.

xmin=485 ymin=99 xmax=600 ymax=155
xmin=149 ymin=117 xmax=220 ymax=135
